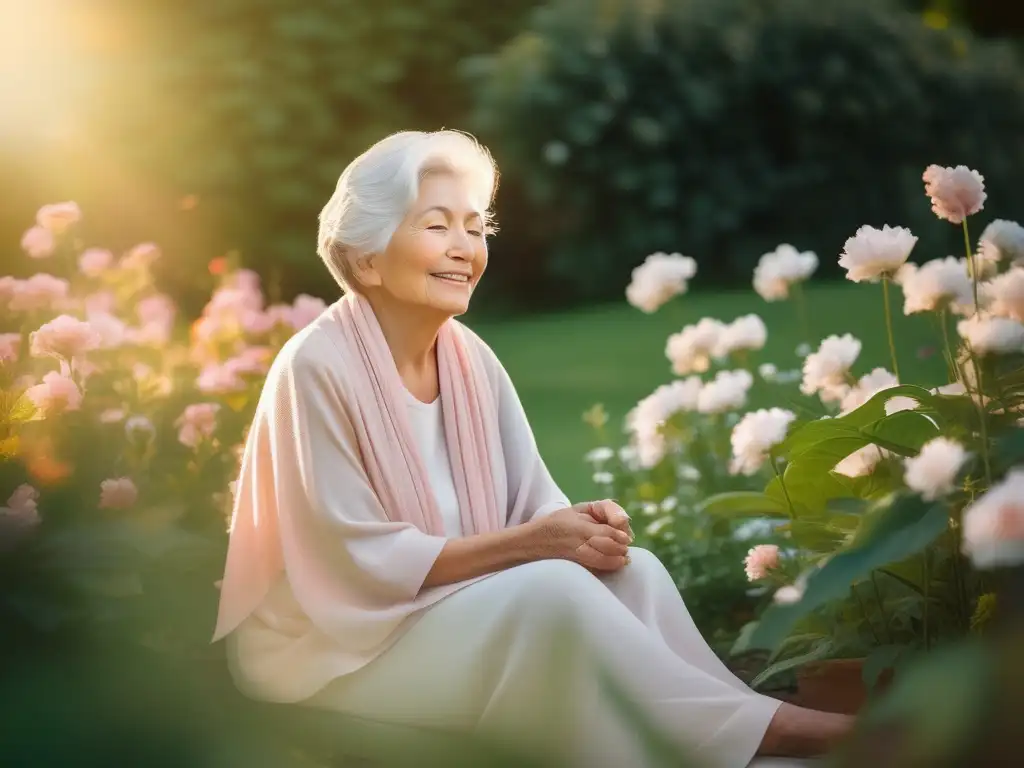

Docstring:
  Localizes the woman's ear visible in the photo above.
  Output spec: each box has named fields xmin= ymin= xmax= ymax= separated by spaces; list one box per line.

xmin=352 ymin=251 xmax=383 ymax=289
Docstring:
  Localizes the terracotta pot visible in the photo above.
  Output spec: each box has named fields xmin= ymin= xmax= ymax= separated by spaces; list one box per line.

xmin=794 ymin=658 xmax=894 ymax=715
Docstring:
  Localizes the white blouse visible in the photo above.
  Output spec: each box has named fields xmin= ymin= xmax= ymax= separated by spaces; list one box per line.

xmin=401 ymin=389 xmax=464 ymax=539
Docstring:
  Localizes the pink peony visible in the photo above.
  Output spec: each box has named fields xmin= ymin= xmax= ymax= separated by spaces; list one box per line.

xmin=744 ymin=544 xmax=780 ymax=581
xmin=25 ymin=371 xmax=82 ymax=415
xmin=176 ymin=403 xmax=221 ymax=448
xmin=78 ymin=248 xmax=114 ymax=277
xmin=36 ymin=201 xmax=82 ymax=234
xmin=0 ymin=276 xmax=17 ymax=305
xmin=99 ymin=478 xmax=138 ymax=510
xmin=225 ymin=346 xmax=273 ymax=376
xmin=29 ymin=315 xmax=101 ymax=360
xmin=196 ymin=363 xmax=246 ymax=394
xmin=84 ymin=290 xmax=116 ymax=315
xmin=136 ymin=293 xmax=176 ymax=326
xmin=21 ymin=226 xmax=56 ymax=258
xmin=0 ymin=333 xmax=21 ymax=362
xmin=290 ymin=294 xmax=327 ymax=330
xmin=86 ymin=312 xmax=128 ymax=348
xmin=923 ymin=165 xmax=986 ymax=225
xmin=8 ymin=274 xmax=70 ymax=312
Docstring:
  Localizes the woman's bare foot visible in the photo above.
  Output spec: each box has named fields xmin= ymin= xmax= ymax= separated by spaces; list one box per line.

xmin=757 ymin=702 xmax=856 ymax=757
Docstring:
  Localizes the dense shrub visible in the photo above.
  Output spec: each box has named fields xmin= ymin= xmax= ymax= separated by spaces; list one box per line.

xmin=467 ymin=0 xmax=1024 ymax=307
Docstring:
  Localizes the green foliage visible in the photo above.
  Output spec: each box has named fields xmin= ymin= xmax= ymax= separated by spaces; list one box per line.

xmin=468 ymin=0 xmax=1024 ymax=305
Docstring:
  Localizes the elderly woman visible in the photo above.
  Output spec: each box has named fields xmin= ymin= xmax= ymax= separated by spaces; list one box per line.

xmin=213 ymin=130 xmax=851 ymax=767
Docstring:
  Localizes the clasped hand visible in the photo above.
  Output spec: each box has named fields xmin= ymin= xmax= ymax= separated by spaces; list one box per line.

xmin=535 ymin=499 xmax=634 ymax=573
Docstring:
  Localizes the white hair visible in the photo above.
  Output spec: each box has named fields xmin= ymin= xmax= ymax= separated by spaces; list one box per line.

xmin=317 ymin=130 xmax=499 ymax=293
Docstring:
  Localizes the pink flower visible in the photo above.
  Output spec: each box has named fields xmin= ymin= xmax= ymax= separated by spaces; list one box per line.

xmin=36 ymin=201 xmax=82 ymax=234
xmin=136 ymin=293 xmax=176 ymax=326
xmin=225 ymin=346 xmax=273 ymax=376
xmin=0 ymin=276 xmax=17 ymax=305
xmin=8 ymin=274 xmax=70 ymax=312
xmin=99 ymin=478 xmax=138 ymax=510
xmin=208 ymin=285 xmax=263 ymax=316
xmin=923 ymin=165 xmax=986 ymax=225
xmin=0 ymin=333 xmax=21 ymax=363
xmin=25 ymin=371 xmax=82 ymax=415
xmin=176 ymin=403 xmax=221 ymax=448
xmin=86 ymin=312 xmax=128 ymax=348
xmin=29 ymin=315 xmax=101 ymax=360
xmin=120 ymin=242 xmax=161 ymax=270
xmin=291 ymin=294 xmax=327 ymax=329
xmin=99 ymin=408 xmax=126 ymax=423
xmin=196 ymin=363 xmax=246 ymax=394
xmin=240 ymin=309 xmax=276 ymax=336
xmin=744 ymin=544 xmax=780 ymax=581
xmin=264 ymin=303 xmax=294 ymax=328
xmin=0 ymin=484 xmax=41 ymax=547
xmin=21 ymin=226 xmax=56 ymax=258
xmin=78 ymin=248 xmax=114 ymax=277
xmin=229 ymin=269 xmax=262 ymax=293
xmin=84 ymin=290 xmax=116 ymax=315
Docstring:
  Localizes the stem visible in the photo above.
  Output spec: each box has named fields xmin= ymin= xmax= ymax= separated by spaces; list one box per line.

xmin=962 ymin=220 xmax=980 ymax=315
xmin=770 ymin=458 xmax=795 ymax=520
xmin=870 ymin=571 xmax=894 ymax=644
xmin=950 ymin=537 xmax=969 ymax=632
xmin=882 ymin=277 xmax=901 ymax=381
xmin=938 ymin=308 xmax=958 ymax=383
xmin=854 ymin=584 xmax=882 ymax=646
xmin=969 ymin=351 xmax=994 ymax=486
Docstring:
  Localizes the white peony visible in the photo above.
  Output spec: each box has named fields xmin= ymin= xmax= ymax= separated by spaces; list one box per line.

xmin=962 ymin=469 xmax=1024 ymax=569
xmin=903 ymin=438 xmax=969 ymax=501
xmin=839 ymin=225 xmax=918 ymax=283
xmin=729 ymin=408 xmax=797 ymax=476
xmin=922 ymin=165 xmax=986 ymax=225
xmin=956 ymin=314 xmax=1024 ymax=356
xmin=834 ymin=444 xmax=889 ymax=478
xmin=895 ymin=256 xmax=974 ymax=315
xmin=982 ymin=267 xmax=1024 ymax=323
xmin=626 ymin=252 xmax=698 ymax=313
xmin=626 ymin=377 xmax=703 ymax=468
xmin=800 ymin=334 xmax=862 ymax=403
xmin=715 ymin=314 xmax=767 ymax=358
xmin=696 ymin=369 xmax=754 ymax=414
xmin=839 ymin=367 xmax=899 ymax=414
xmin=753 ymin=244 xmax=819 ymax=301
xmin=665 ymin=318 xmax=724 ymax=375
xmin=978 ymin=219 xmax=1024 ymax=265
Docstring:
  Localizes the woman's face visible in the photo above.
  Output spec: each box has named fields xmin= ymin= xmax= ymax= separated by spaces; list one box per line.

xmin=361 ymin=172 xmax=488 ymax=317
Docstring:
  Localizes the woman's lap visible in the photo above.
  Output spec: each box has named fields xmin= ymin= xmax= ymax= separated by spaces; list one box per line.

xmin=303 ymin=549 xmax=781 ymax=767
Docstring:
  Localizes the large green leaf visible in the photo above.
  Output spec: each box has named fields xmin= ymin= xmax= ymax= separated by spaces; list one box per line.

xmin=695 ymin=491 xmax=790 ymax=520
xmin=747 ymin=495 xmax=950 ymax=650
xmin=750 ymin=640 xmax=834 ymax=689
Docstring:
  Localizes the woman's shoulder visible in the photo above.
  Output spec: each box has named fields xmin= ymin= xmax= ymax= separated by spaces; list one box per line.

xmin=268 ymin=304 xmax=351 ymax=384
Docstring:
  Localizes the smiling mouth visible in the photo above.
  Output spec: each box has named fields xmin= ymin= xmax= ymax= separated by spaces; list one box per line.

xmin=431 ymin=273 xmax=471 ymax=285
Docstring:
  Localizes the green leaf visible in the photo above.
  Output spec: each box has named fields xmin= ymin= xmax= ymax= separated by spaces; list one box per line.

xmin=748 ymin=495 xmax=949 ymax=650
xmin=750 ymin=639 xmax=833 ymax=689
xmin=695 ymin=491 xmax=790 ymax=520
xmin=861 ymin=410 xmax=941 ymax=455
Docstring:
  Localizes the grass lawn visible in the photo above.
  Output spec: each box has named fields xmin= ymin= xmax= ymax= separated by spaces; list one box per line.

xmin=468 ymin=281 xmax=951 ymax=502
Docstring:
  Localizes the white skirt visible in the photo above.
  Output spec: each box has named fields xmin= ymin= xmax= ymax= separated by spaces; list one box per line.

xmin=299 ymin=548 xmax=817 ymax=768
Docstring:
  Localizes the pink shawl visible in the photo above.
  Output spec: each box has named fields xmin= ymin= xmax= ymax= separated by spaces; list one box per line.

xmin=212 ymin=292 xmax=567 ymax=675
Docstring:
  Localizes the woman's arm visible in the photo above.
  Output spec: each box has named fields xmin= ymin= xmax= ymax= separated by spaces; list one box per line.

xmin=421 ymin=507 xmax=631 ymax=589
xmin=421 ymin=521 xmax=542 ymax=588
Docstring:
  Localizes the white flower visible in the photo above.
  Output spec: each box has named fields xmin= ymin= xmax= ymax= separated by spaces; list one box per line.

xmin=585 ymin=447 xmax=614 ymax=465
xmin=800 ymin=334 xmax=862 ymax=402
xmin=665 ymin=318 xmax=724 ymax=375
xmin=839 ymin=225 xmax=918 ymax=283
xmin=626 ymin=377 xmax=703 ymax=468
xmin=592 ymin=471 xmax=614 ymax=485
xmin=896 ymin=256 xmax=974 ymax=315
xmin=957 ymin=314 xmax=1024 ymax=356
xmin=744 ymin=544 xmax=781 ymax=581
xmin=903 ymin=438 xmax=969 ymax=501
xmin=885 ymin=396 xmax=919 ymax=415
xmin=697 ymin=369 xmax=754 ymax=414
xmin=729 ymin=408 xmax=796 ymax=475
xmin=982 ymin=267 xmax=1024 ymax=323
xmin=645 ymin=516 xmax=673 ymax=537
xmin=715 ymin=314 xmax=767 ymax=358
xmin=773 ymin=571 xmax=810 ymax=605
xmin=753 ymin=244 xmax=818 ymax=301
xmin=962 ymin=469 xmax=1024 ymax=569
xmin=626 ymin=252 xmax=698 ymax=313
xmin=839 ymin=368 xmax=899 ymax=414
xmin=922 ymin=164 xmax=986 ymax=225
xmin=834 ymin=444 xmax=888 ymax=478
xmin=978 ymin=219 xmax=1024 ymax=265
xmin=758 ymin=363 xmax=778 ymax=380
